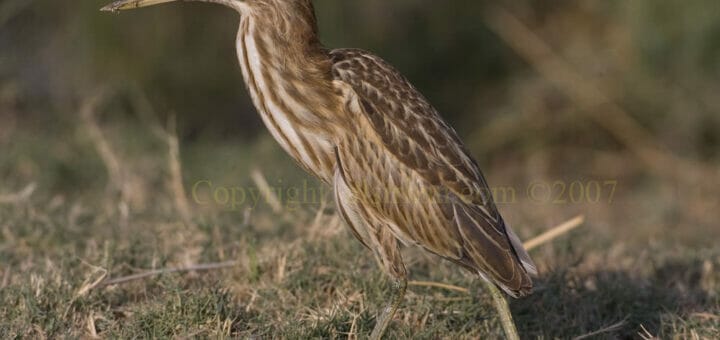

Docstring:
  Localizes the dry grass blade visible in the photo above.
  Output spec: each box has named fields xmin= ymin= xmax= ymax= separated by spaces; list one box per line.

xmin=348 ymin=313 xmax=360 ymax=340
xmin=691 ymin=312 xmax=720 ymax=320
xmin=165 ymin=115 xmax=192 ymax=225
xmin=250 ymin=168 xmax=283 ymax=214
xmin=85 ymin=311 xmax=106 ymax=339
xmin=408 ymin=281 xmax=470 ymax=294
xmin=79 ymin=92 xmax=145 ymax=223
xmin=573 ymin=317 xmax=628 ymax=339
xmin=1 ymin=266 xmax=11 ymax=288
xmin=63 ymin=262 xmax=109 ymax=319
xmin=639 ymin=324 xmax=659 ymax=340
xmin=76 ymin=266 xmax=108 ymax=297
xmin=80 ymin=93 xmax=123 ymax=193
xmin=524 ymin=215 xmax=585 ymax=251
xmin=0 ymin=182 xmax=36 ymax=204
xmin=100 ymin=261 xmax=238 ymax=287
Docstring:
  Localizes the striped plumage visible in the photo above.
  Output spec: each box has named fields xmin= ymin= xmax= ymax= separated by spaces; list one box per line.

xmin=330 ymin=48 xmax=536 ymax=296
xmin=234 ymin=0 xmax=535 ymax=295
xmin=103 ymin=0 xmax=536 ymax=338
xmin=235 ymin=2 xmax=338 ymax=182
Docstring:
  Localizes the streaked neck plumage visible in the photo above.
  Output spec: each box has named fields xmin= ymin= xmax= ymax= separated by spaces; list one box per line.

xmin=235 ymin=1 xmax=342 ymax=182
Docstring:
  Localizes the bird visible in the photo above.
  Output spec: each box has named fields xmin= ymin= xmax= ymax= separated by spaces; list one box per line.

xmin=102 ymin=0 xmax=537 ymax=339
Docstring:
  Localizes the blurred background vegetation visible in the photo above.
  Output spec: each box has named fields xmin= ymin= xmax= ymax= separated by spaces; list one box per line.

xmin=1 ymin=0 xmax=719 ymax=338
xmin=2 ymin=0 xmax=719 ymax=188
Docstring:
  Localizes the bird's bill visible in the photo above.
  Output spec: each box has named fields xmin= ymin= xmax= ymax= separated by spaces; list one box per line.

xmin=101 ymin=0 xmax=179 ymax=12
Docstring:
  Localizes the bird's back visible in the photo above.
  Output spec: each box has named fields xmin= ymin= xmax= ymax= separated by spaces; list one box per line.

xmin=330 ymin=48 xmax=536 ymax=297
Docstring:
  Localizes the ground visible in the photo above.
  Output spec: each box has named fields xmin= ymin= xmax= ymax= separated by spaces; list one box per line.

xmin=0 ymin=115 xmax=718 ymax=339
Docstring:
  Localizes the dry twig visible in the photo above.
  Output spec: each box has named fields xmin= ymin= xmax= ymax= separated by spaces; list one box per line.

xmin=100 ymin=261 xmax=238 ymax=287
xmin=524 ymin=215 xmax=585 ymax=251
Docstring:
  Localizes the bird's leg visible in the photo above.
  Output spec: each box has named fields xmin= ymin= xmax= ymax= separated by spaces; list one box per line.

xmin=483 ymin=280 xmax=520 ymax=340
xmin=369 ymin=276 xmax=407 ymax=340
xmin=365 ymin=226 xmax=407 ymax=340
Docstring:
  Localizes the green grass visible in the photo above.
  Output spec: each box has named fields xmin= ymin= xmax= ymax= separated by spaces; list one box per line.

xmin=0 ymin=121 xmax=718 ymax=339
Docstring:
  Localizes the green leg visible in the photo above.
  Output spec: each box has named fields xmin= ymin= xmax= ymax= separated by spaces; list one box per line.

xmin=369 ymin=277 xmax=407 ymax=340
xmin=483 ymin=280 xmax=520 ymax=340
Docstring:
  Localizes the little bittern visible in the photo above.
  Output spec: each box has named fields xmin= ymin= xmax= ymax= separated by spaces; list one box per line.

xmin=103 ymin=0 xmax=537 ymax=338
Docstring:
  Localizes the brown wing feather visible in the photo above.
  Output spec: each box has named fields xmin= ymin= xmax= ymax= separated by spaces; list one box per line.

xmin=330 ymin=48 xmax=534 ymax=296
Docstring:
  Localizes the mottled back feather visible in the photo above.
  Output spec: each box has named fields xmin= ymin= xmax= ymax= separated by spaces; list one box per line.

xmin=330 ymin=48 xmax=535 ymax=296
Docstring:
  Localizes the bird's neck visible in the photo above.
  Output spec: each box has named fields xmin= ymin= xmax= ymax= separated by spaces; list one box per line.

xmin=235 ymin=15 xmax=341 ymax=181
xmin=237 ymin=15 xmax=340 ymax=121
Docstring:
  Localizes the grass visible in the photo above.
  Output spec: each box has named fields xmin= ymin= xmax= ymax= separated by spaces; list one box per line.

xmin=1 ymin=114 xmax=719 ymax=339
xmin=2 ymin=0 xmax=720 ymax=337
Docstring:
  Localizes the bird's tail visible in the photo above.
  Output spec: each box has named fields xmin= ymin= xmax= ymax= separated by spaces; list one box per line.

xmin=505 ymin=224 xmax=537 ymax=276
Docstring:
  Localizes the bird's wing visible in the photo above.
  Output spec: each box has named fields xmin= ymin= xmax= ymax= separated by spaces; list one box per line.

xmin=330 ymin=48 xmax=535 ymax=296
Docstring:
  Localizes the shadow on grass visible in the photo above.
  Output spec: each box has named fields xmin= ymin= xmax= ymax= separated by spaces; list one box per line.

xmin=513 ymin=258 xmax=716 ymax=339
